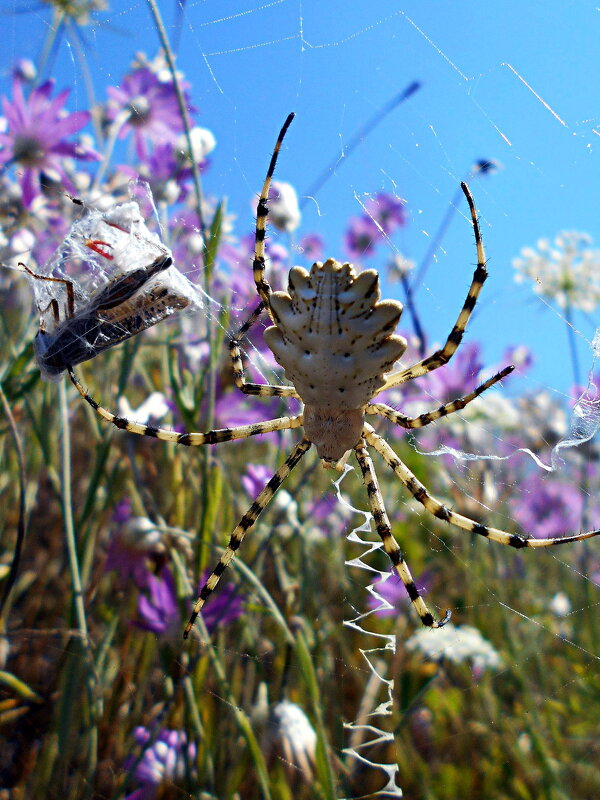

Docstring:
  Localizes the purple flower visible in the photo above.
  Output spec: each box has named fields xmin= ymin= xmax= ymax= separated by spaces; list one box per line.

xmin=215 ymin=388 xmax=286 ymax=432
xmin=512 ymin=476 xmax=583 ymax=538
xmin=0 ymin=79 xmax=99 ymax=207
xmin=420 ymin=341 xmax=483 ymax=403
xmin=105 ymin=516 xmax=165 ymax=588
xmin=307 ymin=493 xmax=337 ymax=523
xmin=364 ymin=192 xmax=407 ymax=235
xmin=135 ymin=566 xmax=244 ymax=637
xmin=106 ymin=67 xmax=189 ymax=160
xmin=124 ymin=726 xmax=196 ymax=799
xmin=344 ymin=214 xmax=381 ymax=260
xmin=298 ymin=233 xmax=324 ymax=262
xmin=241 ymin=463 xmax=272 ymax=499
xmin=198 ymin=569 xmax=245 ymax=632
xmin=136 ymin=568 xmax=179 ymax=637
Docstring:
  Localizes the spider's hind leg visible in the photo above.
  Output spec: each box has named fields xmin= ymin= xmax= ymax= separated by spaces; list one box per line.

xmin=364 ymin=423 xmax=600 ymax=549
xmin=354 ymin=437 xmax=451 ymax=628
xmin=184 ymin=436 xmax=312 ymax=638
xmin=68 ymin=367 xmax=303 ymax=445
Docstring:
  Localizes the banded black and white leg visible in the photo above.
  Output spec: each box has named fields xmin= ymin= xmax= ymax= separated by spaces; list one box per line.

xmin=378 ymin=182 xmax=487 ymax=393
xmin=227 ymin=302 xmax=300 ymax=400
xmin=184 ymin=436 xmax=312 ymax=638
xmin=68 ymin=368 xmax=302 ymax=446
xmin=367 ymin=365 xmax=514 ymax=430
xmin=363 ymin=423 xmax=600 ymax=550
xmin=252 ymin=112 xmax=295 ymax=314
xmin=354 ymin=439 xmax=450 ymax=628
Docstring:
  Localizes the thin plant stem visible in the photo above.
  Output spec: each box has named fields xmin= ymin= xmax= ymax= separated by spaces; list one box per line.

xmin=35 ymin=11 xmax=66 ymax=85
xmin=0 ymin=383 xmax=27 ymax=617
xmin=145 ymin=1 xmax=218 ymax=573
xmin=145 ymin=0 xmax=207 ymax=261
xmin=66 ymin=20 xmax=104 ymax=145
xmin=411 ymin=182 xmax=464 ymax=293
xmin=58 ymin=380 xmax=88 ymax=645
xmin=91 ymin=109 xmax=131 ymax=193
xmin=301 ymin=81 xmax=421 ymax=208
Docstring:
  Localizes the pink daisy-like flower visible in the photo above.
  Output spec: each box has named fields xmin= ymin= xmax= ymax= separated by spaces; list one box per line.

xmin=365 ymin=192 xmax=407 ymax=235
xmin=106 ymin=67 xmax=190 ymax=160
xmin=512 ymin=476 xmax=584 ymax=539
xmin=298 ymin=233 xmax=324 ymax=262
xmin=344 ymin=214 xmax=381 ymax=260
xmin=0 ymin=79 xmax=99 ymax=207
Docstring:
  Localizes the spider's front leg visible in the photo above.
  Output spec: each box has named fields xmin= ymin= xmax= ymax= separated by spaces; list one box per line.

xmin=252 ymin=112 xmax=295 ymax=316
xmin=354 ymin=438 xmax=451 ymax=628
xmin=379 ymin=182 xmax=487 ymax=392
xmin=228 ymin=303 xmax=299 ymax=399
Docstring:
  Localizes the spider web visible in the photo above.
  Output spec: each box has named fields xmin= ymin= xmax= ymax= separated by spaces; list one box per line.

xmin=2 ymin=2 xmax=600 ymax=798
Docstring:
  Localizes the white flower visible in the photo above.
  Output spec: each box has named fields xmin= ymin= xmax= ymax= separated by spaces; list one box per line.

xmin=406 ymin=623 xmax=502 ymax=672
xmin=513 ymin=231 xmax=600 ymax=312
xmin=263 ymin=701 xmax=317 ymax=781
xmin=387 ymin=253 xmax=415 ymax=282
xmin=117 ymin=392 xmax=170 ymax=425
xmin=118 ymin=516 xmax=193 ymax=560
xmin=460 ymin=390 xmax=520 ymax=430
xmin=266 ymin=181 xmax=301 ymax=232
xmin=176 ymin=127 xmax=216 ymax=165
xmin=121 ymin=516 xmax=165 ymax=553
xmin=549 ymin=592 xmax=571 ymax=617
xmin=271 ymin=489 xmax=301 ymax=538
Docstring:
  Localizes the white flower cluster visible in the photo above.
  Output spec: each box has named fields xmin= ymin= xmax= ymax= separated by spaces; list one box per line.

xmin=267 ymin=181 xmax=301 ymax=232
xmin=406 ymin=623 xmax=502 ymax=672
xmin=513 ymin=231 xmax=600 ymax=312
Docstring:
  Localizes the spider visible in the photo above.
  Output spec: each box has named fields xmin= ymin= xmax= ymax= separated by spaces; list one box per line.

xmin=67 ymin=113 xmax=600 ymax=638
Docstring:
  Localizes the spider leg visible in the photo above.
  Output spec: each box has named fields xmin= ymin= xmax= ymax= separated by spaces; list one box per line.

xmin=228 ymin=302 xmax=300 ymax=399
xmin=253 ymin=113 xmax=295 ymax=316
xmin=366 ymin=365 xmax=514 ymax=429
xmin=363 ymin=423 xmax=600 ymax=548
xmin=354 ymin=438 xmax=450 ymax=628
xmin=184 ymin=436 xmax=312 ymax=638
xmin=377 ymin=183 xmax=486 ymax=393
xmin=68 ymin=368 xmax=302 ymax=444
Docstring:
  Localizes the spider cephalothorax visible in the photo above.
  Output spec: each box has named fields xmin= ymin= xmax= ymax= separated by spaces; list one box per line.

xmin=265 ymin=258 xmax=406 ymax=462
xmin=64 ymin=112 xmax=600 ymax=639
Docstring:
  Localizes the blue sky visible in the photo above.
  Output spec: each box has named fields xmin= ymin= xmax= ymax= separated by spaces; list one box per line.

xmin=2 ymin=0 xmax=599 ymax=397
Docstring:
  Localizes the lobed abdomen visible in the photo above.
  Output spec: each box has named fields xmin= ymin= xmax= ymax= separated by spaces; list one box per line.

xmin=264 ymin=259 xmax=407 ymax=409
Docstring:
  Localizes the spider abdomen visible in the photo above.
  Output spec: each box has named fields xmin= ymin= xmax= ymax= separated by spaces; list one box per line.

xmin=264 ymin=258 xmax=407 ymax=408
xmin=303 ymin=405 xmax=364 ymax=461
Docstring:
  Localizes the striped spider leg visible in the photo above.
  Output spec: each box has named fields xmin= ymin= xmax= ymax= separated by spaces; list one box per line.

xmin=363 ymin=422 xmax=600 ymax=550
xmin=72 ymin=113 xmax=600 ymax=638
xmin=378 ymin=182 xmax=487 ymax=392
